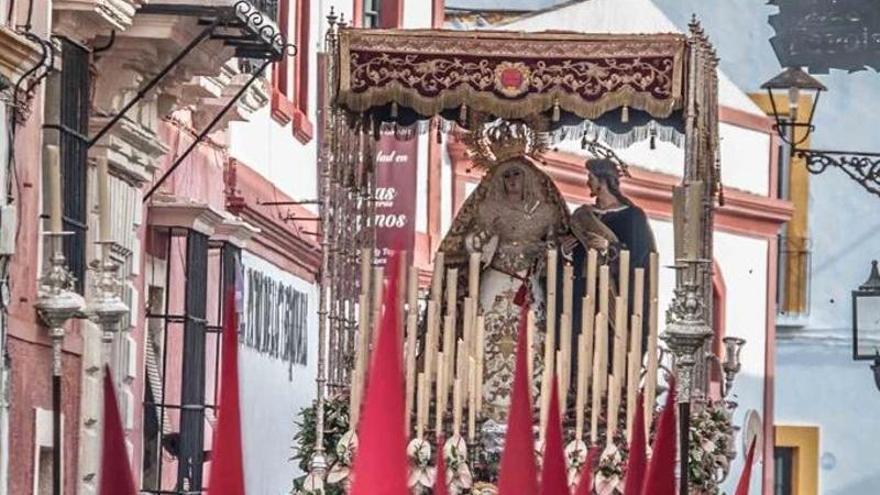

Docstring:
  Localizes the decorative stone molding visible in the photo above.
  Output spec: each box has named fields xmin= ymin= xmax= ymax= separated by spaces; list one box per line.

xmin=0 ymin=26 xmax=42 ymax=83
xmin=189 ymin=61 xmax=270 ymax=131
xmin=213 ymin=215 xmax=260 ymax=248
xmin=147 ymin=195 xmax=227 ymax=236
xmin=89 ymin=114 xmax=168 ymax=186
xmin=53 ymin=0 xmax=147 ymax=44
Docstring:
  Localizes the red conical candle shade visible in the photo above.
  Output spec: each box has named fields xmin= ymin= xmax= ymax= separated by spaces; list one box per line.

xmin=99 ymin=367 xmax=137 ymax=495
xmin=350 ymin=253 xmax=410 ymax=495
xmin=641 ymin=376 xmax=676 ymax=495
xmin=540 ymin=378 xmax=569 ymax=495
xmin=497 ymin=304 xmax=540 ymax=495
xmin=573 ymin=447 xmax=599 ymax=495
xmin=207 ymin=289 xmax=246 ymax=495
xmin=434 ymin=436 xmax=450 ymax=495
xmin=623 ymin=392 xmax=647 ymax=495
xmin=734 ymin=438 xmax=758 ymax=495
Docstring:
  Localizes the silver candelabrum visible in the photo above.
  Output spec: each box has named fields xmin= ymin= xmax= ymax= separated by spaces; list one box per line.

xmin=35 ymin=233 xmax=85 ymax=375
xmin=661 ymin=267 xmax=714 ymax=403
xmin=34 ymin=232 xmax=85 ymax=495
xmin=87 ymin=242 xmax=129 ymax=361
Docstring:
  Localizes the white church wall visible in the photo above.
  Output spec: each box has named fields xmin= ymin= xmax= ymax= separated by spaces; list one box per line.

xmin=238 ymin=250 xmax=319 ymax=493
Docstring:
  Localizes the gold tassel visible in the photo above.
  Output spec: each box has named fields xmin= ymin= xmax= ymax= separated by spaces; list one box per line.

xmin=552 ymin=98 xmax=560 ymax=122
xmin=621 ymin=105 xmax=629 ymax=124
xmin=390 ymin=101 xmax=398 ymax=119
xmin=459 ymin=104 xmax=467 ymax=125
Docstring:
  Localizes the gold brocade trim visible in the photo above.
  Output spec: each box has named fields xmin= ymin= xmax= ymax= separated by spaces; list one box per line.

xmin=336 ymin=28 xmax=686 ymax=120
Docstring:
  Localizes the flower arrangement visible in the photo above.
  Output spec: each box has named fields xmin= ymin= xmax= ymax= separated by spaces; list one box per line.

xmin=688 ymin=400 xmax=736 ymax=494
xmin=291 ymin=395 xmax=351 ymax=495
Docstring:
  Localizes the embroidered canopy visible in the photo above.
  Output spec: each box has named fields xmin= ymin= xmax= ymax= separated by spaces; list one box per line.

xmin=335 ymin=29 xmax=688 ymax=125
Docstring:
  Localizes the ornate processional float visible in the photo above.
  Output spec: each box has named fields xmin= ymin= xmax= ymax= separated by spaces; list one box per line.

xmin=293 ymin=13 xmax=748 ymax=495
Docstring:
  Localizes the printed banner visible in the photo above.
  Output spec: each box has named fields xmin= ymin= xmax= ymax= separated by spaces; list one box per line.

xmin=374 ymin=130 xmax=418 ymax=264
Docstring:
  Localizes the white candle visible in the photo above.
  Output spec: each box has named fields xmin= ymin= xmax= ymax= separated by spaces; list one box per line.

xmin=613 ymin=296 xmax=627 ymax=407
xmin=527 ymin=309 xmax=536 ymax=383
xmin=575 ymin=333 xmax=587 ymax=441
xmin=443 ymin=315 xmax=455 ymax=401
xmin=476 ymin=315 xmax=485 ymax=413
xmin=606 ymin=374 xmax=617 ymax=445
xmin=435 ymin=352 xmax=446 ymax=434
xmin=618 ymin=249 xmax=630 ymax=324
xmin=45 ymin=145 xmax=62 ymax=234
xmin=431 ymin=251 xmax=445 ymax=302
xmin=425 ymin=301 xmax=437 ymax=387
xmin=370 ymin=265 xmax=385 ymax=348
xmin=586 ymin=248 xmax=598 ymax=301
xmin=453 ymin=378 xmax=462 ymax=437
xmin=416 ymin=372 xmax=426 ymax=439
xmin=626 ymin=315 xmax=643 ymax=440
xmin=469 ymin=252 xmax=481 ymax=299
xmin=590 ymin=313 xmax=607 ymax=444
xmin=405 ymin=312 xmax=418 ymax=435
xmin=468 ymin=358 xmax=476 ymax=443
xmin=599 ymin=265 xmax=610 ymax=321
xmin=645 ymin=253 xmax=660 ymax=436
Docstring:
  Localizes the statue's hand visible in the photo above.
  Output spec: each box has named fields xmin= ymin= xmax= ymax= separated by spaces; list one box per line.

xmin=560 ymin=235 xmax=580 ymax=259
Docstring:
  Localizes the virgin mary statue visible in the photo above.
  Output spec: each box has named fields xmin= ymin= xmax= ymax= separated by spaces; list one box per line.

xmin=438 ymin=126 xmax=572 ymax=423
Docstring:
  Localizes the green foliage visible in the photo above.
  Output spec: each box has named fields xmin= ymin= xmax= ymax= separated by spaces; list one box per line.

xmin=290 ymin=395 xmax=351 ymax=495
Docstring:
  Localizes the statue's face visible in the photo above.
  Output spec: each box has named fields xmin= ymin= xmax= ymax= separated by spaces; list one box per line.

xmin=502 ymin=166 xmax=524 ymax=196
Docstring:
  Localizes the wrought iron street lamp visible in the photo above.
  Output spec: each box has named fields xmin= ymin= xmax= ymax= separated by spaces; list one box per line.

xmin=761 ymin=67 xmax=880 ymax=198
xmin=852 ymin=260 xmax=880 ymax=392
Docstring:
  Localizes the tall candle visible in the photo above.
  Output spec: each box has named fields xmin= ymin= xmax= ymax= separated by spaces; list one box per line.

xmin=462 ymin=298 xmax=474 ymax=404
xmin=468 ymin=252 xmax=480 ymax=299
xmin=606 ymin=374 xmax=617 ymax=445
xmin=559 ymin=318 xmax=571 ymax=410
xmin=370 ymin=266 xmax=385 ymax=348
xmin=618 ymin=249 xmax=630 ymax=326
xmin=97 ymin=157 xmax=111 ymax=242
xmin=599 ymin=265 xmax=610 ymax=321
xmin=527 ymin=309 xmax=536 ymax=383
xmin=456 ymin=338 xmax=466 ymax=400
xmin=360 ymin=248 xmax=372 ymax=296
xmin=425 ymin=301 xmax=437 ymax=386
xmin=468 ymin=358 xmax=476 ymax=442
xmin=613 ymin=296 xmax=627 ymax=402
xmin=586 ymin=248 xmax=598 ymax=300
xmin=596 ymin=313 xmax=608 ymax=400
xmin=443 ymin=315 xmax=455 ymax=400
xmin=45 ymin=145 xmax=62 ymax=233
xmin=561 ymin=262 xmax=574 ymax=399
xmin=416 ymin=372 xmax=426 ymax=438
xmin=575 ymin=333 xmax=587 ymax=441
xmin=435 ymin=352 xmax=446 ymax=434
xmin=626 ymin=315 xmax=643 ymax=440
xmin=476 ymin=316 xmax=485 ymax=413
xmin=431 ymin=251 xmax=445 ymax=302
xmin=546 ymin=248 xmax=558 ymax=349
xmin=590 ymin=312 xmax=607 ymax=444
xmin=405 ymin=312 xmax=418 ymax=435
xmin=539 ymin=349 xmax=555 ymax=441
xmin=645 ymin=299 xmax=659 ymax=437
xmin=445 ymin=267 xmax=458 ymax=326
xmin=645 ymin=253 xmax=660 ymax=435
xmin=453 ymin=378 xmax=462 ymax=436
xmin=633 ymin=268 xmax=645 ymax=320
xmin=581 ymin=295 xmax=595 ymax=400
